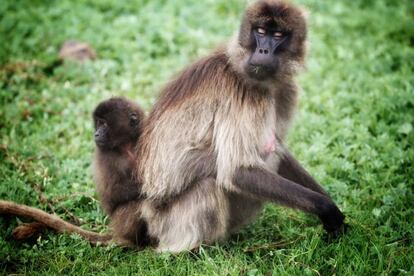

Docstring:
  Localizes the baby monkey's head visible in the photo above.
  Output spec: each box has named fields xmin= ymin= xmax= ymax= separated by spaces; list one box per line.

xmin=93 ymin=97 xmax=145 ymax=151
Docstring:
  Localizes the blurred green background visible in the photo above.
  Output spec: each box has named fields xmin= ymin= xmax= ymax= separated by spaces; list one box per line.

xmin=1 ymin=0 xmax=413 ymax=274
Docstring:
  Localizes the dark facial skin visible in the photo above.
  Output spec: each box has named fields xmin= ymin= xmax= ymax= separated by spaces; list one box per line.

xmin=238 ymin=1 xmax=307 ymax=81
xmin=247 ymin=25 xmax=288 ymax=80
xmin=94 ymin=118 xmax=110 ymax=148
xmin=94 ymin=117 xmax=136 ymax=150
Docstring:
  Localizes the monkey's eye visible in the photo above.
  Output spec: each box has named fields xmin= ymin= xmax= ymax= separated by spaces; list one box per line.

xmin=130 ymin=113 xmax=139 ymax=126
xmin=273 ymin=31 xmax=284 ymax=39
xmin=257 ymin=27 xmax=266 ymax=35
xmin=97 ymin=119 xmax=107 ymax=127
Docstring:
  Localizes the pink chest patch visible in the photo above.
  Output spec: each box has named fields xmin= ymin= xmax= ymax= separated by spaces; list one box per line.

xmin=263 ymin=133 xmax=276 ymax=155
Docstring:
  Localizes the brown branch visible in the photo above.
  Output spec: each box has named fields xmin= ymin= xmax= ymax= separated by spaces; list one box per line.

xmin=244 ymin=236 xmax=303 ymax=252
xmin=52 ymin=192 xmax=97 ymax=202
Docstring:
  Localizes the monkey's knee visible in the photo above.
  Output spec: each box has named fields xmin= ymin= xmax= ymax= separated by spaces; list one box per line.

xmin=153 ymin=179 xmax=229 ymax=252
xmin=111 ymin=201 xmax=157 ymax=248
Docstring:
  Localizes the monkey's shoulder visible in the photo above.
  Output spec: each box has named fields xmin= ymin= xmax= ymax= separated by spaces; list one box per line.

xmin=151 ymin=52 xmax=231 ymax=113
xmin=94 ymin=150 xmax=133 ymax=181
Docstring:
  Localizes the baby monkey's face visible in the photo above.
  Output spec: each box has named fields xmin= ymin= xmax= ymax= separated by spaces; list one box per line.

xmin=93 ymin=98 xmax=143 ymax=151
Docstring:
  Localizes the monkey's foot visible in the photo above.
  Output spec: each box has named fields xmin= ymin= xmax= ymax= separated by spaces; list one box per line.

xmin=323 ymin=222 xmax=348 ymax=242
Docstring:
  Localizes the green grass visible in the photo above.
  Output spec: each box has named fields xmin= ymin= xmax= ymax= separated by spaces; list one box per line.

xmin=1 ymin=0 xmax=413 ymax=274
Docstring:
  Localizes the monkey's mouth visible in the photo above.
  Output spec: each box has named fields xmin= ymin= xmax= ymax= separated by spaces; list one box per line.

xmin=245 ymin=64 xmax=275 ymax=80
xmin=95 ymin=139 xmax=113 ymax=150
xmin=95 ymin=141 xmax=105 ymax=147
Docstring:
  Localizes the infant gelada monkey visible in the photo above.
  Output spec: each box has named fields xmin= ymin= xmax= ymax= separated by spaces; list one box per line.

xmin=0 ymin=97 xmax=155 ymax=246
xmin=92 ymin=97 xmax=155 ymax=247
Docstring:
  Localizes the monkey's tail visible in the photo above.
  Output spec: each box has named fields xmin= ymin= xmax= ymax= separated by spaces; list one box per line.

xmin=0 ymin=200 xmax=112 ymax=244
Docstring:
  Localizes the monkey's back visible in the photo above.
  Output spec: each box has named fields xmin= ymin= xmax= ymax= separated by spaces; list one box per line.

xmin=136 ymin=52 xmax=228 ymax=200
xmin=136 ymin=47 xmax=290 ymax=198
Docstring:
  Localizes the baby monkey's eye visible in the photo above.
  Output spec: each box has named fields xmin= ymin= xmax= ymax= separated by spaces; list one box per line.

xmin=129 ymin=113 xmax=139 ymax=127
xmin=273 ymin=31 xmax=284 ymax=38
xmin=257 ymin=27 xmax=266 ymax=35
xmin=130 ymin=114 xmax=138 ymax=122
xmin=97 ymin=119 xmax=107 ymax=127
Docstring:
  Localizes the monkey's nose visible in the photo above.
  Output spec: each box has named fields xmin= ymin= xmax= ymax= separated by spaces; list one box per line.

xmin=94 ymin=132 xmax=103 ymax=143
xmin=257 ymin=48 xmax=270 ymax=55
xmin=249 ymin=48 xmax=274 ymax=69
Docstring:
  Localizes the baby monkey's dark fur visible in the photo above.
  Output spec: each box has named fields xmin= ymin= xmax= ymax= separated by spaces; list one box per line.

xmin=92 ymin=97 xmax=155 ymax=247
xmin=0 ymin=98 xmax=155 ymax=246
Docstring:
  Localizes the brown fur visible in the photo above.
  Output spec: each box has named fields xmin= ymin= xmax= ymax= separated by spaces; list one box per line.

xmin=124 ymin=0 xmax=344 ymax=252
xmin=93 ymin=97 xmax=145 ymax=216
xmin=0 ymin=200 xmax=112 ymax=244
xmin=0 ymin=1 xmax=344 ymax=251
xmin=0 ymin=98 xmax=149 ymax=246
xmin=92 ymin=97 xmax=157 ymax=247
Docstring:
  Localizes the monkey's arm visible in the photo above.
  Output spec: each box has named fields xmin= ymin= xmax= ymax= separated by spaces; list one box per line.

xmin=278 ymin=147 xmax=329 ymax=197
xmin=232 ymin=167 xmax=344 ymax=234
xmin=0 ymin=200 xmax=112 ymax=244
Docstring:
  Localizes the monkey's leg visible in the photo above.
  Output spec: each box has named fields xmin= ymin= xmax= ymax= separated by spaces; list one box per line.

xmin=277 ymin=147 xmax=329 ymax=197
xmin=144 ymin=178 xmax=228 ymax=253
xmin=111 ymin=201 xmax=157 ymax=248
xmin=233 ymin=167 xmax=345 ymax=235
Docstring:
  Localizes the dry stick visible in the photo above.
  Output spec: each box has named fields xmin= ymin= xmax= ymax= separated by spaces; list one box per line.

xmin=53 ymin=192 xmax=97 ymax=202
xmin=0 ymin=200 xmax=112 ymax=244
xmin=244 ymin=236 xmax=303 ymax=252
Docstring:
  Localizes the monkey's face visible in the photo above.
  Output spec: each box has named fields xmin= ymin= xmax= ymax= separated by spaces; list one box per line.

xmin=94 ymin=114 xmax=140 ymax=151
xmin=93 ymin=98 xmax=143 ymax=151
xmin=238 ymin=0 xmax=307 ymax=81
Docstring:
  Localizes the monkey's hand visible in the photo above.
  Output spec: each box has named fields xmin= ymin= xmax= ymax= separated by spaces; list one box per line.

xmin=318 ymin=202 xmax=346 ymax=238
xmin=233 ymin=166 xmax=347 ymax=239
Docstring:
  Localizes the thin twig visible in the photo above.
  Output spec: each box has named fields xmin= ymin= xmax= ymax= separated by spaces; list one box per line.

xmin=52 ymin=192 xmax=97 ymax=203
xmin=244 ymin=236 xmax=303 ymax=252
xmin=291 ymin=260 xmax=321 ymax=276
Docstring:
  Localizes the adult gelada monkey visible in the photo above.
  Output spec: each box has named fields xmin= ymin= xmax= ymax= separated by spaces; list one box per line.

xmin=132 ymin=0 xmax=345 ymax=252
